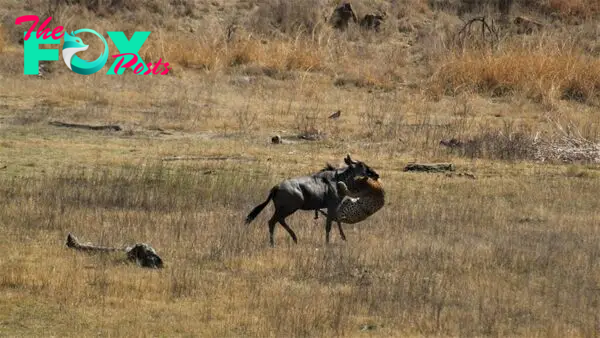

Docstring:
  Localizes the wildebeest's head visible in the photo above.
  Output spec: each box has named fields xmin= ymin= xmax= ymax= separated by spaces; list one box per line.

xmin=343 ymin=154 xmax=380 ymax=180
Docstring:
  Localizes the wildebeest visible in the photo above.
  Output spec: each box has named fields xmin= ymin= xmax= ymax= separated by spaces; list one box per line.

xmin=360 ymin=13 xmax=386 ymax=32
xmin=329 ymin=2 xmax=358 ymax=30
xmin=245 ymin=154 xmax=379 ymax=246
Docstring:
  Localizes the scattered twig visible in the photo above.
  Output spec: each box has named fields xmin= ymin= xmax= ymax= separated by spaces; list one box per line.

xmin=533 ymin=117 xmax=600 ymax=163
xmin=161 ymin=155 xmax=257 ymax=162
xmin=445 ymin=172 xmax=477 ymax=179
xmin=441 ymin=116 xmax=600 ymax=164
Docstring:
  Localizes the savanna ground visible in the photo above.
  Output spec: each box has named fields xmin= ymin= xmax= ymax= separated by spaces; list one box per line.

xmin=2 ymin=0 xmax=600 ymax=336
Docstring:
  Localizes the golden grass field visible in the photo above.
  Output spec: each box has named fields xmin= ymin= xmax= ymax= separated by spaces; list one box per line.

xmin=2 ymin=0 xmax=600 ymax=336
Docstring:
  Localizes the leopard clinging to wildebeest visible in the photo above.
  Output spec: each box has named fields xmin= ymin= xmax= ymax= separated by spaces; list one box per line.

xmin=318 ymin=175 xmax=385 ymax=227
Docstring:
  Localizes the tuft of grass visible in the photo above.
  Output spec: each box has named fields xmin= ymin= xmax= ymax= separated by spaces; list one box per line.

xmin=0 ymin=23 xmax=5 ymax=54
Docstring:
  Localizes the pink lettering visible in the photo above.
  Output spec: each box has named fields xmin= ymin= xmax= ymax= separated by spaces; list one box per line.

xmin=15 ymin=15 xmax=63 ymax=41
xmin=133 ymin=62 xmax=145 ymax=75
xmin=112 ymin=54 xmax=171 ymax=75
xmin=151 ymin=58 xmax=167 ymax=75
xmin=15 ymin=15 xmax=38 ymax=41
xmin=143 ymin=63 xmax=153 ymax=75
xmin=51 ymin=26 xmax=64 ymax=40
xmin=161 ymin=63 xmax=171 ymax=75
xmin=36 ymin=17 xmax=54 ymax=40
xmin=111 ymin=53 xmax=138 ymax=72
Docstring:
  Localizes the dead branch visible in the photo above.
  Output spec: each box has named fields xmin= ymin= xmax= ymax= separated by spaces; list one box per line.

xmin=66 ymin=233 xmax=163 ymax=269
xmin=403 ymin=163 xmax=456 ymax=173
xmin=49 ymin=121 xmax=122 ymax=131
xmin=66 ymin=233 xmax=122 ymax=253
xmin=456 ymin=16 xmax=499 ymax=50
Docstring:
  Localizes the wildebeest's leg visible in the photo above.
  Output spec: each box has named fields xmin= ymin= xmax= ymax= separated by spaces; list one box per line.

xmin=336 ymin=222 xmax=346 ymax=241
xmin=278 ymin=219 xmax=298 ymax=244
xmin=314 ymin=210 xmax=319 ymax=220
xmin=318 ymin=210 xmax=344 ymax=240
xmin=325 ymin=216 xmax=333 ymax=243
xmin=268 ymin=215 xmax=278 ymax=247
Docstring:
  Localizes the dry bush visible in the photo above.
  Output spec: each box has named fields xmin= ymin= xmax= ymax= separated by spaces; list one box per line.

xmin=428 ymin=0 xmax=506 ymax=17
xmin=430 ymin=36 xmax=600 ymax=105
xmin=248 ymin=0 xmax=327 ymax=36
xmin=144 ymin=32 xmax=325 ymax=73
xmin=429 ymin=0 xmax=599 ymax=21
xmin=44 ymin=0 xmax=196 ymax=17
xmin=442 ymin=118 xmax=600 ymax=163
xmin=534 ymin=117 xmax=600 ymax=163
xmin=238 ymin=38 xmax=324 ymax=72
xmin=395 ymin=0 xmax=431 ymax=17
xmin=44 ymin=0 xmax=137 ymax=14
xmin=152 ymin=34 xmax=222 ymax=71
xmin=415 ymin=11 xmax=464 ymax=63
xmin=449 ymin=127 xmax=538 ymax=161
xmin=524 ymin=0 xmax=600 ymax=20
xmin=331 ymin=39 xmax=408 ymax=91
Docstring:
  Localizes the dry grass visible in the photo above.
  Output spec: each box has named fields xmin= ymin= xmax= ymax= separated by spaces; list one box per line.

xmin=148 ymin=35 xmax=325 ymax=73
xmin=3 ymin=0 xmax=600 ymax=336
xmin=0 ymin=23 xmax=6 ymax=54
xmin=2 ymin=155 xmax=600 ymax=336
xmin=430 ymin=34 xmax=600 ymax=107
xmin=539 ymin=0 xmax=600 ymax=20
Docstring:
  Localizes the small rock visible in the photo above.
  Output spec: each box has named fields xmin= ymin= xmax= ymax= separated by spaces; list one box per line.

xmin=328 ymin=110 xmax=341 ymax=119
xmin=360 ymin=324 xmax=377 ymax=331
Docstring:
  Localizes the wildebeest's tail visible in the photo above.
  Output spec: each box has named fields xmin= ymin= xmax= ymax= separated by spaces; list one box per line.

xmin=245 ymin=186 xmax=277 ymax=224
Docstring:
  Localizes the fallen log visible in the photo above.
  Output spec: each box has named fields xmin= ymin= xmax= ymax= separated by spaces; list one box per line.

xmin=66 ymin=233 xmax=163 ymax=269
xmin=49 ymin=121 xmax=122 ymax=131
xmin=403 ymin=163 xmax=456 ymax=172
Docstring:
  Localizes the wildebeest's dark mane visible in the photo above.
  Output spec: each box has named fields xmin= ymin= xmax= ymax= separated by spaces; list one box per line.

xmin=319 ymin=163 xmax=339 ymax=172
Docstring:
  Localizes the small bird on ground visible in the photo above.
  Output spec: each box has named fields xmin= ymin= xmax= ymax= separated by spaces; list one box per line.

xmin=328 ymin=110 xmax=342 ymax=119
